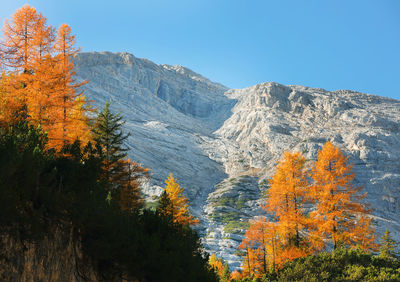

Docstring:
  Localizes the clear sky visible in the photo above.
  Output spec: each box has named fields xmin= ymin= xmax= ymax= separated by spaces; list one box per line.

xmin=1 ymin=0 xmax=399 ymax=99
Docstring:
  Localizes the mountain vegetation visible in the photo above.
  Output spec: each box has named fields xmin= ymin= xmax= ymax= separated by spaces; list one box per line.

xmin=157 ymin=173 xmax=199 ymax=226
xmin=1 ymin=4 xmax=399 ymax=282
xmin=0 ymin=5 xmax=217 ymax=281
xmin=210 ymin=143 xmax=396 ymax=281
xmin=225 ymin=143 xmax=377 ymax=279
xmin=0 ymin=5 xmax=90 ymax=150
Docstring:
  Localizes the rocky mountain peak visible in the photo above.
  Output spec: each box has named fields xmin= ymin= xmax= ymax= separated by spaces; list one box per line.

xmin=74 ymin=52 xmax=400 ymax=268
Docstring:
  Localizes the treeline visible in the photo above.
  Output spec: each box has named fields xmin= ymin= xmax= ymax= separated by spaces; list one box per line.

xmin=0 ymin=5 xmax=217 ymax=281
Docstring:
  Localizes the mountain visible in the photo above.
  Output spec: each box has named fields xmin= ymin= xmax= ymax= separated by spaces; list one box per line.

xmin=74 ymin=51 xmax=400 ymax=268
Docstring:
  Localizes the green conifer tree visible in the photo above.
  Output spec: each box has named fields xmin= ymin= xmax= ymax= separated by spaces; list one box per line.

xmin=92 ymin=101 xmax=129 ymax=191
xmin=379 ymin=229 xmax=399 ymax=259
xmin=92 ymin=102 xmax=148 ymax=211
xmin=156 ymin=191 xmax=174 ymax=222
xmin=220 ymin=262 xmax=231 ymax=282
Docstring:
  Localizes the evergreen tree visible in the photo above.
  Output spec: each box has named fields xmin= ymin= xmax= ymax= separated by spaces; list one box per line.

xmin=156 ymin=190 xmax=174 ymax=221
xmin=220 ymin=262 xmax=231 ymax=282
xmin=379 ymin=229 xmax=398 ymax=259
xmin=92 ymin=101 xmax=129 ymax=191
xmin=92 ymin=102 xmax=148 ymax=210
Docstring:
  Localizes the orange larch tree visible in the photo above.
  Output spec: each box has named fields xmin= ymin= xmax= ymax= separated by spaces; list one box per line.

xmin=238 ymin=246 xmax=259 ymax=279
xmin=1 ymin=4 xmax=43 ymax=72
xmin=238 ymin=225 xmax=263 ymax=278
xmin=263 ymin=220 xmax=281 ymax=272
xmin=51 ymin=23 xmax=89 ymax=149
xmin=118 ymin=159 xmax=150 ymax=212
xmin=0 ymin=5 xmax=90 ymax=151
xmin=264 ymin=151 xmax=311 ymax=260
xmin=0 ymin=72 xmax=25 ymax=125
xmin=0 ymin=4 xmax=45 ymax=122
xmin=157 ymin=173 xmax=199 ymax=226
xmin=230 ymin=270 xmax=242 ymax=280
xmin=67 ymin=95 xmax=91 ymax=145
xmin=26 ymin=16 xmax=55 ymax=128
xmin=309 ymin=142 xmax=376 ymax=251
xmin=238 ymin=217 xmax=281 ymax=277
xmin=209 ymin=254 xmax=225 ymax=278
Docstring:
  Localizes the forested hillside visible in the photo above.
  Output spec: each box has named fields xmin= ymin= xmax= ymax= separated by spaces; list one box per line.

xmin=0 ymin=5 xmax=217 ymax=281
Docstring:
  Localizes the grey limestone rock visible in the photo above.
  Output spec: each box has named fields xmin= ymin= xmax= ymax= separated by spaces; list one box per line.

xmin=74 ymin=52 xmax=400 ymax=268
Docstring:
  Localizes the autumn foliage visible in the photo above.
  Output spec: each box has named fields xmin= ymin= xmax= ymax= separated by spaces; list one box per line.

xmin=157 ymin=173 xmax=199 ymax=226
xmin=239 ymin=217 xmax=281 ymax=278
xmin=309 ymin=141 xmax=376 ymax=251
xmin=209 ymin=254 xmax=225 ymax=276
xmin=238 ymin=142 xmax=376 ymax=278
xmin=0 ymin=5 xmax=218 ymax=281
xmin=0 ymin=4 xmax=90 ymax=150
xmin=1 ymin=5 xmax=382 ymax=281
xmin=0 ymin=5 xmax=151 ymax=215
xmin=265 ymin=152 xmax=310 ymax=258
xmin=237 ymin=152 xmax=310 ymax=278
xmin=118 ymin=158 xmax=149 ymax=212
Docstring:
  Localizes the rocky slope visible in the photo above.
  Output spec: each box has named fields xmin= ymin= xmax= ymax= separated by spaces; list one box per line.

xmin=73 ymin=52 xmax=232 ymax=219
xmin=74 ymin=52 xmax=400 ymax=268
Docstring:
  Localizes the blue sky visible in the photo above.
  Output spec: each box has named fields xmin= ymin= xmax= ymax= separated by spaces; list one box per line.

xmin=1 ymin=0 xmax=399 ymax=99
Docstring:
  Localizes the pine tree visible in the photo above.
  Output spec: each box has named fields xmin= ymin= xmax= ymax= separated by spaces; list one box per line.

xmin=309 ymin=142 xmax=375 ymax=251
xmin=92 ymin=102 xmax=149 ymax=211
xmin=379 ymin=229 xmax=398 ymax=259
xmin=156 ymin=190 xmax=174 ymax=220
xmin=92 ymin=102 xmax=129 ymax=191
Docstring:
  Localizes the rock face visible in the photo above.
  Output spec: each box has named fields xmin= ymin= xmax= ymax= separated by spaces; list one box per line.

xmin=0 ymin=227 xmax=99 ymax=281
xmin=73 ymin=52 xmax=233 ymax=220
xmin=74 ymin=51 xmax=400 ymax=268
